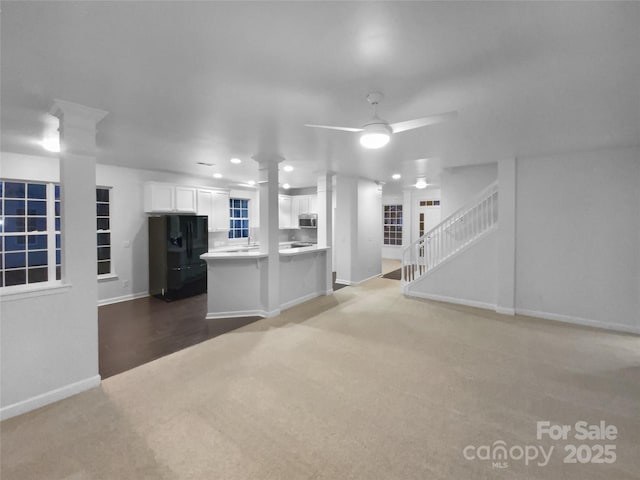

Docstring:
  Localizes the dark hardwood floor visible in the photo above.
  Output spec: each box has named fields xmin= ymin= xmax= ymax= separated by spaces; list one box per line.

xmin=99 ymin=274 xmax=348 ymax=379
xmin=98 ymin=294 xmax=260 ymax=379
xmin=332 ymin=272 xmax=348 ymax=290
xmin=382 ymin=268 xmax=402 ymax=280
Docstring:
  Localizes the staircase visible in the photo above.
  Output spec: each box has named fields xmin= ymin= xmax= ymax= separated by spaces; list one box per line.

xmin=402 ymin=181 xmax=498 ymax=286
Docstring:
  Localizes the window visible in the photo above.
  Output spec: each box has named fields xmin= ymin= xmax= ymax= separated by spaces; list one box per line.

xmin=383 ymin=204 xmax=402 ymax=246
xmin=96 ymin=187 xmax=111 ymax=275
xmin=0 ymin=180 xmax=61 ymax=288
xmin=228 ymin=199 xmax=249 ymax=239
xmin=419 ymin=200 xmax=440 ymax=207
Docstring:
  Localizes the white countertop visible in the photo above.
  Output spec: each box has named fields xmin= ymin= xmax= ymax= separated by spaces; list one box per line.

xmin=201 ymin=250 xmax=268 ymax=260
xmin=279 ymin=245 xmax=330 ymax=256
xmin=201 ymin=243 xmax=329 ymax=260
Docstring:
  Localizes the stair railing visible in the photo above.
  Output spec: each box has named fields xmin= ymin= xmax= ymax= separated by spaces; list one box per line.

xmin=402 ymin=181 xmax=498 ymax=285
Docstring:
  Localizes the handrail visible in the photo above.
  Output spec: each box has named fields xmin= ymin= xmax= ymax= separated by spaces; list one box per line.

xmin=402 ymin=181 xmax=498 ymax=284
xmin=405 ymin=180 xmax=498 ymax=252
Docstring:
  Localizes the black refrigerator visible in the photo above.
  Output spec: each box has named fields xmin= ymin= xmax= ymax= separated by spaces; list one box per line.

xmin=148 ymin=215 xmax=208 ymax=301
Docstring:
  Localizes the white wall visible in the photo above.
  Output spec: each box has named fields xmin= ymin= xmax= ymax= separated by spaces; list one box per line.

xmin=335 ymin=176 xmax=382 ymax=284
xmin=406 ymin=230 xmax=498 ymax=309
xmin=515 ymin=146 xmax=640 ymax=333
xmin=355 ymin=179 xmax=382 ymax=282
xmin=335 ymin=175 xmax=357 ymax=283
xmin=440 ymin=163 xmax=497 ymax=217
xmin=405 ymin=146 xmax=640 ymax=334
xmin=1 ymin=152 xmax=258 ymax=304
xmin=1 ymin=139 xmax=102 ymax=419
xmin=279 ymin=251 xmax=328 ymax=308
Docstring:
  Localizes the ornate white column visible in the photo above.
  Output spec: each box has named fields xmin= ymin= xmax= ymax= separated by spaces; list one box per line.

xmin=317 ymin=172 xmax=334 ymax=294
xmin=50 ymin=99 xmax=108 ymax=378
xmin=254 ymin=153 xmax=283 ymax=316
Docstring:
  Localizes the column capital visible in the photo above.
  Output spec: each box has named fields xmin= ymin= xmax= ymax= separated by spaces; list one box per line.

xmin=252 ymin=153 xmax=285 ymax=165
xmin=50 ymin=99 xmax=108 ymax=126
xmin=50 ymin=99 xmax=108 ymax=156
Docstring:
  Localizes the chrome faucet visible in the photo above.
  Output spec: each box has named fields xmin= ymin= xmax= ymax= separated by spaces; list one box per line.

xmin=248 ymin=235 xmax=252 ymax=246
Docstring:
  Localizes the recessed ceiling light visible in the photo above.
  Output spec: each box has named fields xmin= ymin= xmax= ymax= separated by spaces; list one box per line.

xmin=247 ymin=180 xmax=256 ymax=186
xmin=392 ymin=173 xmax=401 ymax=180
xmin=415 ymin=178 xmax=428 ymax=189
xmin=213 ymin=173 xmax=222 ymax=179
xmin=230 ymin=158 xmax=242 ymax=164
xmin=283 ymin=165 xmax=294 ymax=172
xmin=41 ymin=136 xmax=60 ymax=153
xmin=282 ymin=183 xmax=290 ymax=189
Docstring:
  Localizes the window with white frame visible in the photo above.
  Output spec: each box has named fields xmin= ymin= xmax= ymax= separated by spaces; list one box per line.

xmin=383 ymin=204 xmax=403 ymax=246
xmin=228 ymin=198 xmax=249 ymax=239
xmin=0 ymin=180 xmax=61 ymax=288
xmin=96 ymin=187 xmax=111 ymax=275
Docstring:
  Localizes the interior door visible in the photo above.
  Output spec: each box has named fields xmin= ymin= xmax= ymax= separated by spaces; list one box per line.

xmin=417 ymin=200 xmax=441 ymax=239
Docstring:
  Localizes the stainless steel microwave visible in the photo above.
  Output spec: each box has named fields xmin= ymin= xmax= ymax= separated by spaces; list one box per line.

xmin=299 ymin=214 xmax=317 ymax=229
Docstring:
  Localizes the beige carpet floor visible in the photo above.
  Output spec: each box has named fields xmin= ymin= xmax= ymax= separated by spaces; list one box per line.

xmin=2 ymin=270 xmax=639 ymax=479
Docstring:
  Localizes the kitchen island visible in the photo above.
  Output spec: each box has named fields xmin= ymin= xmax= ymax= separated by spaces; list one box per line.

xmin=201 ymin=243 xmax=331 ymax=319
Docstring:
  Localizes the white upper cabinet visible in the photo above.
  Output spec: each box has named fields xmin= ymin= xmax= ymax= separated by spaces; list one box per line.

xmin=196 ymin=189 xmax=215 ymax=231
xmin=174 ymin=186 xmax=197 ymax=213
xmin=279 ymin=194 xmax=292 ymax=229
xmin=197 ymin=188 xmax=230 ymax=232
xmin=308 ymin=194 xmax=318 ymax=214
xmin=145 ymin=183 xmax=197 ymax=213
xmin=293 ymin=196 xmax=309 ymax=218
xmin=290 ymin=194 xmax=318 ymax=215
xmin=211 ymin=190 xmax=230 ymax=231
xmin=286 ymin=194 xmax=318 ymax=227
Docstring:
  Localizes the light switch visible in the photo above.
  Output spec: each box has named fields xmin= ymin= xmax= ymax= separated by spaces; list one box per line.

xmin=123 ymin=240 xmax=131 ymax=248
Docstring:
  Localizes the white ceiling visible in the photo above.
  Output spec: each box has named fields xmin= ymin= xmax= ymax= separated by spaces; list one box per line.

xmin=2 ymin=2 xmax=639 ymax=192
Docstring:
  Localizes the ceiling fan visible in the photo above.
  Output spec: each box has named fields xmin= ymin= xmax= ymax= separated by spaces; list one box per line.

xmin=304 ymin=92 xmax=457 ymax=149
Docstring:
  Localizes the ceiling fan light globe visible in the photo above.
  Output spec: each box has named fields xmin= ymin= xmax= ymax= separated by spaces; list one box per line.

xmin=360 ymin=133 xmax=390 ymax=149
xmin=360 ymin=122 xmax=392 ymax=149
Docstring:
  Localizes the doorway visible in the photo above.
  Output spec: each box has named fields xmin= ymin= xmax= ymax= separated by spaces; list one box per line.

xmin=417 ymin=199 xmax=441 ymax=240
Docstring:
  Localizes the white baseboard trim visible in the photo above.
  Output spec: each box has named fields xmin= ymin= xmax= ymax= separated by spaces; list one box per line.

xmin=1 ymin=374 xmax=101 ymax=421
xmin=324 ymin=289 xmax=334 ymax=295
xmin=405 ymin=290 xmax=497 ymax=312
xmin=403 ymin=290 xmax=640 ymax=335
xmin=495 ymin=306 xmax=516 ymax=316
xmin=98 ymin=292 xmax=148 ymax=307
xmin=336 ymin=273 xmax=383 ymax=287
xmin=206 ymin=309 xmax=277 ymax=320
xmin=516 ymin=308 xmax=640 ymax=335
xmin=353 ymin=273 xmax=383 ymax=286
xmin=280 ymin=291 xmax=323 ymax=311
